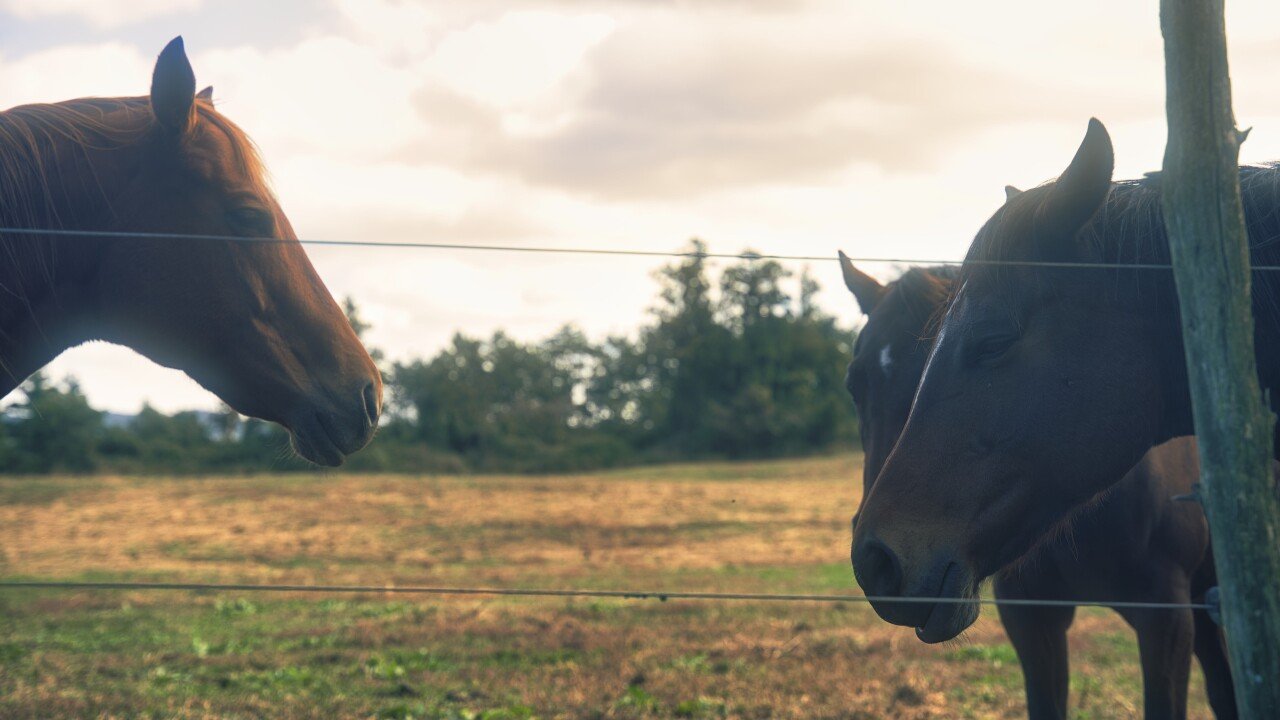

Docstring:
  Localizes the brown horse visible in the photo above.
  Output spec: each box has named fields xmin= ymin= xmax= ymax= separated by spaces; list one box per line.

xmin=0 ymin=37 xmax=380 ymax=466
xmin=840 ymin=257 xmax=1234 ymax=719
xmin=849 ymin=118 xmax=1280 ymax=679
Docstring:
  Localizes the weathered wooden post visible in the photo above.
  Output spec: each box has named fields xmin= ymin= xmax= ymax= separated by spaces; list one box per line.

xmin=1161 ymin=0 xmax=1280 ymax=713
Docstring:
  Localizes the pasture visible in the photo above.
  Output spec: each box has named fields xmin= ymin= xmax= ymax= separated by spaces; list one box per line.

xmin=0 ymin=454 xmax=1209 ymax=719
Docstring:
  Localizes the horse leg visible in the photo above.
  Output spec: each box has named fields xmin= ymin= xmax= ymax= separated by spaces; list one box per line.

xmin=997 ymin=577 xmax=1075 ymax=720
xmin=1192 ymin=608 xmax=1237 ymax=719
xmin=1123 ymin=602 xmax=1194 ymax=720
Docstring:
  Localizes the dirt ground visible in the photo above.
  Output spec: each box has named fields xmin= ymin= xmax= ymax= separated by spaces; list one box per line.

xmin=0 ymin=455 xmax=1210 ymax=718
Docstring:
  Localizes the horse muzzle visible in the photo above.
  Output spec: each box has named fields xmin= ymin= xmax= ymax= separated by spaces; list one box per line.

xmin=288 ymin=381 xmax=381 ymax=466
xmin=852 ymin=537 xmax=980 ymax=643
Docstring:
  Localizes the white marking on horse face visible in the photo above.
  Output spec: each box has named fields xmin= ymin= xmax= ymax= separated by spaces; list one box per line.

xmin=879 ymin=345 xmax=893 ymax=375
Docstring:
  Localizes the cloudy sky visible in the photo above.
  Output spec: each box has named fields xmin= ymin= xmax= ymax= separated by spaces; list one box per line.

xmin=3 ymin=0 xmax=1280 ymax=413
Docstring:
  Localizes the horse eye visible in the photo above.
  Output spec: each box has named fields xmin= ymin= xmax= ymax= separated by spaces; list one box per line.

xmin=226 ymin=206 xmax=274 ymax=236
xmin=973 ymin=334 xmax=1018 ymax=364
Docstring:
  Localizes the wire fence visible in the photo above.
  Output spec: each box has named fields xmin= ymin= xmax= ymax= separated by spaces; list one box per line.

xmin=0 ymin=580 xmax=1213 ymax=612
xmin=7 ymin=225 xmax=1280 ymax=272
xmin=0 ymin=223 xmax=1238 ymax=617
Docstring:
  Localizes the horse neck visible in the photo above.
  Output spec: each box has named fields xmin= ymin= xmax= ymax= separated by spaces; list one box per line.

xmin=0 ymin=110 xmax=129 ymax=395
xmin=1107 ymin=168 xmax=1280 ymax=448
xmin=1239 ymin=171 xmax=1280 ymax=439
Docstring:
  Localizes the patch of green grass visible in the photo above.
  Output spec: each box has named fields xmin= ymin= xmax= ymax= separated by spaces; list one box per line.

xmin=680 ymin=561 xmax=853 ymax=593
xmin=231 ymin=664 xmax=335 ymax=697
xmin=0 ymin=456 xmax=1214 ymax=719
xmin=0 ymin=641 xmax=28 ymax=662
xmin=25 ymin=610 xmax=176 ymax=654
xmin=945 ymin=642 xmax=1019 ymax=667
xmin=375 ymin=703 xmax=538 ymax=720
xmin=661 ymin=652 xmax=736 ymax=675
xmin=1093 ymin=630 xmax=1137 ymax=651
xmin=1072 ymin=673 xmax=1106 ymax=707
xmin=366 ymin=649 xmax=460 ymax=678
xmin=0 ymin=476 xmax=97 ymax=505
xmin=615 ymin=685 xmax=662 ymax=714
xmin=378 ymin=703 xmax=429 ymax=720
xmin=214 ymin=597 xmax=260 ymax=616
xmin=673 ymin=696 xmax=728 ymax=718
xmin=483 ymin=648 xmax=581 ymax=669
xmin=665 ymin=653 xmax=713 ymax=673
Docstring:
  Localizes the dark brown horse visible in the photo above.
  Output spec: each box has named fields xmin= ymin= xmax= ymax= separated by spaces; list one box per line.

xmin=848 ymin=118 xmax=1280 ymax=707
xmin=0 ymin=38 xmax=381 ymax=466
xmin=840 ymin=256 xmax=1234 ymax=719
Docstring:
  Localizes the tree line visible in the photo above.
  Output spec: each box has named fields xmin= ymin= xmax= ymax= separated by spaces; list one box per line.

xmin=0 ymin=242 xmax=858 ymax=474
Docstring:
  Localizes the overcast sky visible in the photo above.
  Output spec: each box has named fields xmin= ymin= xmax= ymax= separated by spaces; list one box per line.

xmin=4 ymin=0 xmax=1280 ymax=413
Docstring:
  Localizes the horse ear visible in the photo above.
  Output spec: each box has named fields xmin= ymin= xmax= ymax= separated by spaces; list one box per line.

xmin=151 ymin=37 xmax=197 ymax=134
xmin=1004 ymin=185 xmax=1022 ymax=201
xmin=197 ymin=86 xmax=214 ymax=102
xmin=1038 ymin=118 xmax=1113 ymax=245
xmin=839 ymin=251 xmax=886 ymax=314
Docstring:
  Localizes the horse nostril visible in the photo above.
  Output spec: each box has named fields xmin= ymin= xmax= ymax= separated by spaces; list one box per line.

xmin=853 ymin=537 xmax=904 ymax=599
xmin=361 ymin=382 xmax=379 ymax=428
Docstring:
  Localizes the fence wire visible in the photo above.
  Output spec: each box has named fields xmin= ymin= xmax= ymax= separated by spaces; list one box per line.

xmin=7 ymin=226 xmax=1280 ymax=272
xmin=0 ymin=224 xmax=1237 ymax=615
xmin=0 ymin=580 xmax=1213 ymax=612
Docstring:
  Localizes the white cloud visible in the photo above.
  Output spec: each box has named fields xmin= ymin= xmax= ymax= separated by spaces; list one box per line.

xmin=0 ymin=43 xmax=152 ymax=108
xmin=197 ymin=37 xmax=424 ymax=160
xmin=423 ymin=10 xmax=616 ymax=108
xmin=331 ymin=0 xmax=440 ymax=57
xmin=11 ymin=0 xmax=1280 ymax=414
xmin=0 ymin=0 xmax=201 ymax=29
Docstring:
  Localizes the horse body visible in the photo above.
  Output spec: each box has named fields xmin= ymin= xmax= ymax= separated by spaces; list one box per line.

xmin=0 ymin=38 xmax=381 ymax=465
xmin=998 ymin=442 xmax=1229 ymax=719
xmin=849 ymin=119 xmax=1280 ymax=662
xmin=841 ymin=259 xmax=1234 ymax=718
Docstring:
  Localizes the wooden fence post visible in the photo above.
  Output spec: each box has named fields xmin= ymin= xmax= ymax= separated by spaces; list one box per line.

xmin=1160 ymin=0 xmax=1280 ymax=713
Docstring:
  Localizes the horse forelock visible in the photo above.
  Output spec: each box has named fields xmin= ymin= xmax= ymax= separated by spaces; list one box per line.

xmin=883 ymin=265 xmax=959 ymax=345
xmin=192 ymin=101 xmax=272 ymax=199
xmin=895 ymin=266 xmax=956 ymax=311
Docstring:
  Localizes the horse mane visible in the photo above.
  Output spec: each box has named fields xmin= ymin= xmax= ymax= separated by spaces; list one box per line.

xmin=883 ymin=265 xmax=960 ymax=342
xmin=0 ymin=95 xmax=268 ymax=230
xmin=957 ymin=164 xmax=1280 ymax=326
xmin=892 ymin=266 xmax=958 ymax=315
xmin=962 ymin=165 xmax=1280 ymax=274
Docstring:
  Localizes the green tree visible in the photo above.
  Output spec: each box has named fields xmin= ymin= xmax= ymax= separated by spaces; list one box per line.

xmin=719 ymin=254 xmax=791 ymax=331
xmin=638 ymin=239 xmax=736 ymax=452
xmin=0 ymin=372 xmax=101 ymax=473
xmin=390 ymin=327 xmax=612 ymax=471
xmin=0 ymin=246 xmax=857 ymax=475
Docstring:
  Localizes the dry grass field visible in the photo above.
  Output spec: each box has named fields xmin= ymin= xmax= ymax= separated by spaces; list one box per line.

xmin=0 ymin=454 xmax=1210 ymax=719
